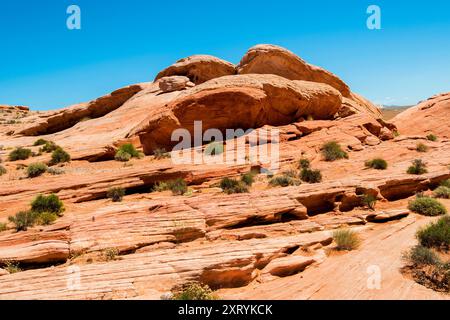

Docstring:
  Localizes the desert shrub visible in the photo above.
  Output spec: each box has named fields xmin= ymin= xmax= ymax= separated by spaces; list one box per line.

xmin=154 ymin=179 xmax=188 ymax=195
xmin=204 ymin=141 xmax=224 ymax=156
xmin=173 ymin=282 xmax=217 ymax=300
xmin=4 ymin=261 xmax=22 ymax=274
xmin=408 ymin=197 xmax=447 ymax=216
xmin=47 ymin=167 xmax=65 ymax=175
xmin=0 ymin=222 xmax=7 ymax=232
xmin=27 ymin=162 xmax=48 ymax=178
xmin=33 ymin=139 xmax=49 ymax=146
xmin=114 ymin=150 xmax=131 ymax=162
xmin=104 ymin=248 xmax=119 ymax=261
xmin=405 ymin=245 xmax=441 ymax=266
xmin=39 ymin=141 xmax=58 ymax=153
xmin=299 ymin=158 xmax=311 ymax=170
xmin=417 ymin=216 xmax=450 ymax=250
xmin=362 ymin=194 xmax=377 ymax=210
xmin=426 ymin=134 xmax=438 ymax=142
xmin=153 ymin=181 xmax=169 ymax=192
xmin=269 ymin=175 xmax=301 ymax=187
xmin=300 ymin=168 xmax=322 ymax=183
xmin=240 ymin=171 xmax=256 ymax=186
xmin=0 ymin=165 xmax=6 ymax=176
xmin=154 ymin=148 xmax=170 ymax=159
xmin=35 ymin=212 xmax=58 ymax=226
xmin=321 ymin=141 xmax=348 ymax=161
xmin=50 ymin=147 xmax=70 ymax=165
xmin=9 ymin=147 xmax=32 ymax=161
xmin=8 ymin=211 xmax=36 ymax=231
xmin=31 ymin=194 xmax=65 ymax=215
xmin=441 ymin=179 xmax=450 ymax=188
xmin=434 ymin=186 xmax=450 ymax=199
xmin=407 ymin=159 xmax=428 ymax=175
xmin=119 ymin=144 xmax=140 ymax=158
xmin=416 ymin=143 xmax=429 ymax=153
xmin=333 ymin=229 xmax=360 ymax=251
xmin=107 ymin=187 xmax=125 ymax=202
xmin=365 ymin=158 xmax=388 ymax=170
xmin=220 ymin=177 xmax=249 ymax=194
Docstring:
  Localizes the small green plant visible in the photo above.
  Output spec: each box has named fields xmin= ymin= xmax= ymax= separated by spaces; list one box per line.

xmin=9 ymin=147 xmax=32 ymax=161
xmin=39 ymin=141 xmax=58 ymax=153
xmin=362 ymin=194 xmax=377 ymax=210
xmin=408 ymin=197 xmax=447 ymax=216
xmin=300 ymin=168 xmax=322 ymax=183
xmin=107 ymin=187 xmax=125 ymax=202
xmin=417 ymin=215 xmax=450 ymax=250
xmin=172 ymin=282 xmax=217 ymax=300
xmin=204 ymin=141 xmax=224 ymax=156
xmin=154 ymin=148 xmax=171 ymax=159
xmin=115 ymin=144 xmax=141 ymax=162
xmin=333 ymin=229 xmax=360 ymax=251
xmin=426 ymin=134 xmax=438 ymax=142
xmin=220 ymin=177 xmax=249 ymax=194
xmin=0 ymin=222 xmax=7 ymax=232
xmin=365 ymin=158 xmax=388 ymax=170
xmin=8 ymin=211 xmax=36 ymax=231
xmin=269 ymin=175 xmax=301 ymax=187
xmin=35 ymin=212 xmax=58 ymax=226
xmin=298 ymin=158 xmax=311 ymax=170
xmin=416 ymin=143 xmax=429 ymax=153
xmin=407 ymin=159 xmax=428 ymax=175
xmin=4 ymin=261 xmax=22 ymax=274
xmin=104 ymin=248 xmax=119 ymax=261
xmin=33 ymin=138 xmax=49 ymax=146
xmin=405 ymin=245 xmax=440 ymax=266
xmin=27 ymin=162 xmax=48 ymax=178
xmin=441 ymin=179 xmax=450 ymax=188
xmin=50 ymin=147 xmax=70 ymax=165
xmin=0 ymin=165 xmax=6 ymax=176
xmin=240 ymin=171 xmax=256 ymax=186
xmin=167 ymin=178 xmax=188 ymax=195
xmin=321 ymin=141 xmax=348 ymax=161
xmin=31 ymin=194 xmax=65 ymax=216
xmin=114 ymin=150 xmax=131 ymax=162
xmin=434 ymin=186 xmax=450 ymax=199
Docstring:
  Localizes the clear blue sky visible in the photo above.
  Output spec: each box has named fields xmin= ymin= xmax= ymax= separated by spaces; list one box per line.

xmin=0 ymin=0 xmax=449 ymax=110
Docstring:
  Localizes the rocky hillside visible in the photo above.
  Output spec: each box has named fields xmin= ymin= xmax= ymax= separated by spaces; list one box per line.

xmin=0 ymin=45 xmax=449 ymax=300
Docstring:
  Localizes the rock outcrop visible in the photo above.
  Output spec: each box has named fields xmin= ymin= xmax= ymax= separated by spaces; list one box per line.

xmin=155 ymin=55 xmax=236 ymax=85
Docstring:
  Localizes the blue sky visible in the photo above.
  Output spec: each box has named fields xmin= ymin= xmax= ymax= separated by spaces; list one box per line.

xmin=0 ymin=0 xmax=449 ymax=110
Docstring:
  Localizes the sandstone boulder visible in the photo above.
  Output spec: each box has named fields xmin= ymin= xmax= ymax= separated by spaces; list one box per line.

xmin=158 ymin=76 xmax=195 ymax=93
xmin=237 ymin=44 xmax=351 ymax=97
xmin=137 ymin=74 xmax=342 ymax=154
xmin=155 ymin=55 xmax=236 ymax=85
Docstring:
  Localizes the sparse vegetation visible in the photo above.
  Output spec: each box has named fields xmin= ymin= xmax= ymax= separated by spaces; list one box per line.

xmin=8 ymin=211 xmax=36 ymax=231
xmin=154 ymin=148 xmax=171 ymax=159
xmin=441 ymin=179 xmax=450 ymax=188
xmin=408 ymin=197 xmax=447 ymax=216
xmin=4 ymin=261 xmax=22 ymax=274
xmin=407 ymin=159 xmax=428 ymax=175
xmin=298 ymin=158 xmax=322 ymax=183
xmin=434 ymin=186 xmax=450 ymax=199
xmin=115 ymin=144 xmax=142 ymax=162
xmin=333 ymin=229 xmax=360 ymax=251
xmin=205 ymin=141 xmax=224 ymax=156
xmin=426 ymin=134 xmax=438 ymax=142
xmin=321 ymin=141 xmax=348 ymax=161
xmin=39 ymin=141 xmax=58 ymax=153
xmin=104 ymin=248 xmax=119 ymax=261
xmin=33 ymin=138 xmax=49 ymax=146
xmin=172 ymin=282 xmax=217 ymax=300
xmin=50 ymin=147 xmax=70 ymax=165
xmin=405 ymin=245 xmax=440 ymax=266
xmin=0 ymin=165 xmax=6 ymax=176
xmin=416 ymin=143 xmax=429 ymax=153
xmin=9 ymin=147 xmax=32 ymax=161
xmin=154 ymin=178 xmax=188 ymax=195
xmin=417 ymin=215 xmax=450 ymax=250
xmin=240 ymin=171 xmax=257 ymax=186
xmin=362 ymin=194 xmax=377 ymax=210
xmin=47 ymin=167 xmax=65 ymax=175
xmin=107 ymin=187 xmax=125 ymax=202
xmin=220 ymin=177 xmax=249 ymax=194
xmin=0 ymin=222 xmax=7 ymax=232
xmin=298 ymin=158 xmax=311 ymax=170
xmin=31 ymin=194 xmax=65 ymax=216
xmin=35 ymin=212 xmax=58 ymax=226
xmin=26 ymin=162 xmax=48 ymax=178
xmin=365 ymin=158 xmax=388 ymax=170
xmin=269 ymin=175 xmax=301 ymax=187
